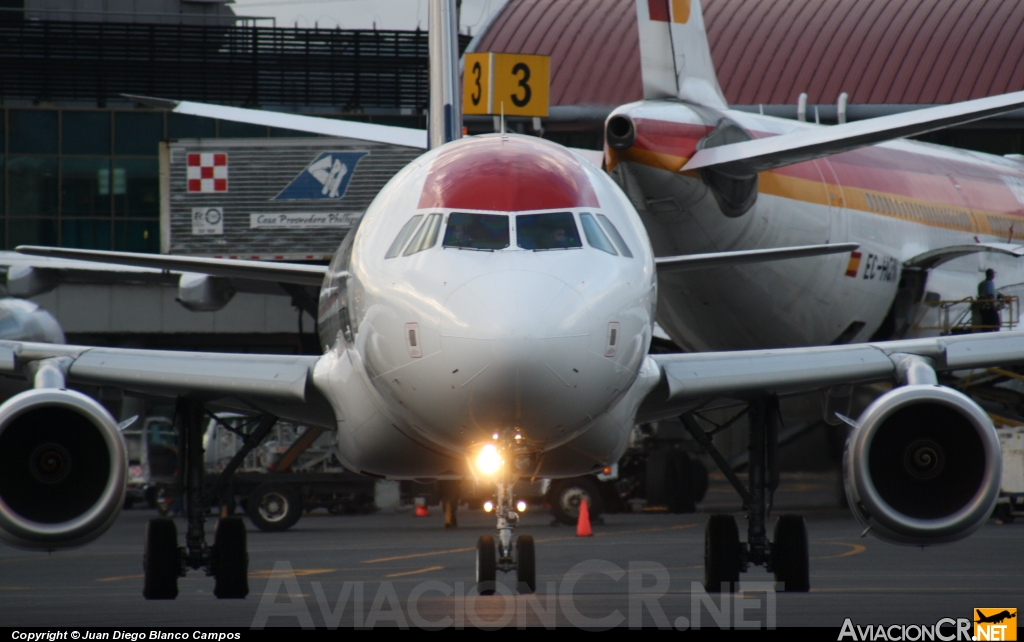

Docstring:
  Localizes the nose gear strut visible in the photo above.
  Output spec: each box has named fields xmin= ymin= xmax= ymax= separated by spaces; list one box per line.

xmin=474 ymin=430 xmax=538 ymax=594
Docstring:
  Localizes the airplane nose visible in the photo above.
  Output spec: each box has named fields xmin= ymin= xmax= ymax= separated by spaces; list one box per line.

xmin=439 ymin=270 xmax=595 ymax=441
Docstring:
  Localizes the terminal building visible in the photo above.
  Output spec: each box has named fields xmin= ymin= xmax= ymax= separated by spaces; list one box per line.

xmin=0 ymin=0 xmax=458 ymax=254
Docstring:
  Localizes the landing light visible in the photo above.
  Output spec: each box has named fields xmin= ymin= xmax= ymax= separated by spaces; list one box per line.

xmin=484 ymin=501 xmax=494 ymax=513
xmin=516 ymin=500 xmax=527 ymax=512
xmin=476 ymin=443 xmax=502 ymax=475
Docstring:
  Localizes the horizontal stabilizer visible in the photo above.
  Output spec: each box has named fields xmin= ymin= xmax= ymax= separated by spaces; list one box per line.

xmin=16 ymin=246 xmax=328 ymax=287
xmin=682 ymin=90 xmax=1024 ymax=175
xmin=123 ymin=94 xmax=427 ymax=149
xmin=655 ymin=242 xmax=858 ymax=273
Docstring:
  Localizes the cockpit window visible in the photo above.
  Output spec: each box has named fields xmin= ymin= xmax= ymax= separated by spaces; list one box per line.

xmin=596 ymin=214 xmax=633 ymax=258
xmin=442 ymin=213 xmax=510 ymax=250
xmin=385 ymin=215 xmax=424 ymax=259
xmin=516 ymin=212 xmax=583 ymax=250
xmin=579 ymin=212 xmax=617 ymax=255
xmin=403 ymin=213 xmax=444 ymax=256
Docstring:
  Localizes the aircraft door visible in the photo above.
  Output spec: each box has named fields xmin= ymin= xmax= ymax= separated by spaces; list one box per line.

xmin=817 ymin=158 xmax=847 ymax=243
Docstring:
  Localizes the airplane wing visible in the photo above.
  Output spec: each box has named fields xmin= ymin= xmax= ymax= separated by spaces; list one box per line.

xmin=125 ymin=94 xmax=605 ymax=168
xmin=638 ymin=330 xmax=1024 ymax=421
xmin=126 ymin=94 xmax=428 ymax=149
xmin=904 ymin=243 xmax=1024 ymax=270
xmin=15 ymin=246 xmax=329 ymax=287
xmin=0 ymin=340 xmax=333 ymax=427
xmin=656 ymin=242 xmax=858 ymax=273
xmin=21 ymin=242 xmax=857 ymax=285
xmin=682 ymin=90 xmax=1024 ymax=175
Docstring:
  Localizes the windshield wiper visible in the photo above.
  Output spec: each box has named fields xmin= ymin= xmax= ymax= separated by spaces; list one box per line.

xmin=443 ymin=246 xmax=497 ymax=252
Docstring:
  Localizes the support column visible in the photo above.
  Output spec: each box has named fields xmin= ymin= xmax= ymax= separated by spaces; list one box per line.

xmin=178 ymin=396 xmax=208 ymax=570
xmin=746 ymin=395 xmax=779 ymax=566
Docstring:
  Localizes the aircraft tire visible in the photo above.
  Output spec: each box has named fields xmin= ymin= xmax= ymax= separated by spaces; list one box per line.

xmin=476 ymin=535 xmax=496 ymax=595
xmin=704 ymin=514 xmax=741 ymax=592
xmin=772 ymin=514 xmax=810 ymax=592
xmin=246 ymin=482 xmax=302 ymax=532
xmin=213 ymin=517 xmax=249 ymax=599
xmin=143 ymin=518 xmax=179 ymax=600
xmin=515 ymin=535 xmax=536 ymax=594
xmin=549 ymin=477 xmax=603 ymax=525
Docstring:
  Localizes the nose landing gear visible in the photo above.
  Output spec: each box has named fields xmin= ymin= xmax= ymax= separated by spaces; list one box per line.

xmin=476 ymin=480 xmax=537 ymax=594
xmin=473 ymin=432 xmax=538 ymax=595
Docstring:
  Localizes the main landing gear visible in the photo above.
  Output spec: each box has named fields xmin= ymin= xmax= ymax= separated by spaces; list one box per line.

xmin=143 ymin=397 xmax=277 ymax=600
xmin=473 ymin=431 xmax=537 ymax=595
xmin=682 ymin=396 xmax=810 ymax=593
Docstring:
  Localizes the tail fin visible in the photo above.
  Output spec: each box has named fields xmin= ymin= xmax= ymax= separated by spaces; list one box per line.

xmin=636 ymin=0 xmax=727 ymax=109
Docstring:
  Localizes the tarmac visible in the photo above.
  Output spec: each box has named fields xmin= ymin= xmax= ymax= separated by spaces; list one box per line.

xmin=0 ymin=472 xmax=1020 ymax=629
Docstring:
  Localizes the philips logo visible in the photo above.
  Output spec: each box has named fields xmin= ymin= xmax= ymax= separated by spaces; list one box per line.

xmin=274 ymin=151 xmax=369 ymax=201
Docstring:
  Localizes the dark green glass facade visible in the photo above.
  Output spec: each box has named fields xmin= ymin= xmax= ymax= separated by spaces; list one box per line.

xmin=0 ymin=107 xmax=410 ymax=252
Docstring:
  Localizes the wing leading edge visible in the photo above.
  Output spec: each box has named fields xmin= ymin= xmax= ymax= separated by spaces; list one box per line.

xmin=640 ymin=330 xmax=1024 ymax=422
xmin=125 ymin=94 xmax=428 ymax=149
xmin=15 ymin=246 xmax=329 ymax=287
xmin=682 ymin=90 xmax=1024 ymax=175
xmin=656 ymin=242 xmax=858 ymax=273
xmin=0 ymin=340 xmax=334 ymax=427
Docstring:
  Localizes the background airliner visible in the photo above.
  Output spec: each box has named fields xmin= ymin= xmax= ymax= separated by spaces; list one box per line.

xmin=608 ymin=0 xmax=1024 ymax=353
xmin=0 ymin=0 xmax=1023 ymax=601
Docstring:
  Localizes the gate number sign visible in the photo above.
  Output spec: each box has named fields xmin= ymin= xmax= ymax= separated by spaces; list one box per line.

xmin=463 ymin=52 xmax=550 ymax=118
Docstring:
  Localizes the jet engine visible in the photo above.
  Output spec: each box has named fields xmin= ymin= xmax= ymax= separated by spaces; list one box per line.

xmin=843 ymin=384 xmax=1001 ymax=545
xmin=0 ymin=388 xmax=126 ymax=549
xmin=606 ymin=111 xmax=758 ymax=218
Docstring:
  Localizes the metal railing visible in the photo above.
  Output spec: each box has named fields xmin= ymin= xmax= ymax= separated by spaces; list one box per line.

xmin=0 ymin=20 xmax=471 ymax=108
xmin=909 ymin=295 xmax=1020 ymax=336
xmin=0 ymin=6 xmax=274 ymax=27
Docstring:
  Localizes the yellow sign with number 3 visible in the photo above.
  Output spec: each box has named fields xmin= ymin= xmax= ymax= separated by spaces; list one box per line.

xmin=463 ymin=52 xmax=549 ymax=118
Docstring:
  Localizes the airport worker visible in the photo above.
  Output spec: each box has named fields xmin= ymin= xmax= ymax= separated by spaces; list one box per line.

xmin=977 ymin=268 xmax=1001 ymax=332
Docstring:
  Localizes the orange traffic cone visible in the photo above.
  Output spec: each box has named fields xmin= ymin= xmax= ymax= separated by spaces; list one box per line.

xmin=576 ymin=499 xmax=593 ymax=537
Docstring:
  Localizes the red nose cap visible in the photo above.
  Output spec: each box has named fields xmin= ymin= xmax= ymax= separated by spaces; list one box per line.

xmin=418 ymin=136 xmax=600 ymax=211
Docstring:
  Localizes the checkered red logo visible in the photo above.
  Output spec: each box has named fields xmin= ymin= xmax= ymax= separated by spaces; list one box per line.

xmin=187 ymin=153 xmax=228 ymax=193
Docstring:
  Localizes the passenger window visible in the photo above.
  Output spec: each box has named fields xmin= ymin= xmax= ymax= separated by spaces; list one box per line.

xmin=385 ymin=215 xmax=424 ymax=259
xmin=516 ymin=212 xmax=582 ymax=250
xmin=442 ymin=212 xmax=510 ymax=250
xmin=404 ymin=213 xmax=444 ymax=256
xmin=596 ymin=214 xmax=633 ymax=258
xmin=579 ymin=213 xmax=617 ymax=255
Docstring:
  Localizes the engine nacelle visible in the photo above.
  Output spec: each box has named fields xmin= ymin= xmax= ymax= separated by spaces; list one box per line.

xmin=844 ymin=384 xmax=1001 ymax=545
xmin=0 ymin=389 xmax=126 ymax=549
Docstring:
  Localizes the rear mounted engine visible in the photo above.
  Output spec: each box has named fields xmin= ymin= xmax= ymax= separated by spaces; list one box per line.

xmin=844 ymin=384 xmax=1001 ymax=545
xmin=605 ymin=115 xmax=636 ymax=151
xmin=0 ymin=389 xmax=126 ymax=549
xmin=695 ymin=120 xmax=758 ymax=217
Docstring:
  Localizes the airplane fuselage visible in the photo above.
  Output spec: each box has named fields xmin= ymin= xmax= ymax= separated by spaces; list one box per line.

xmin=607 ymin=100 xmax=1024 ymax=351
xmin=314 ymin=134 xmax=660 ymax=479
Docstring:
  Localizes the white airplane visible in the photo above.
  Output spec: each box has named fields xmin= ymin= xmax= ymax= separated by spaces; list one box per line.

xmin=0 ymin=0 xmax=1022 ymax=600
